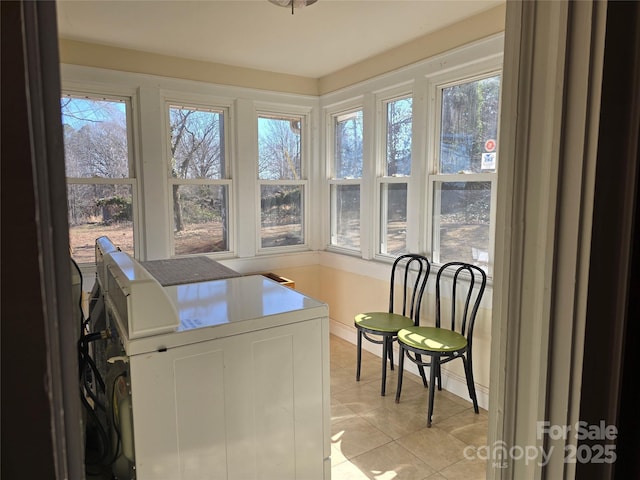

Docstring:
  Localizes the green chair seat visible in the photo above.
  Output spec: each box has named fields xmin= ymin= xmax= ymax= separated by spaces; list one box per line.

xmin=395 ymin=262 xmax=487 ymax=427
xmin=354 ymin=254 xmax=431 ymax=396
xmin=355 ymin=312 xmax=414 ymax=333
xmin=398 ymin=326 xmax=467 ymax=353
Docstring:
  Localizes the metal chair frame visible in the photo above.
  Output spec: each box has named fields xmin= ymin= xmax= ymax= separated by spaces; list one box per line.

xmin=395 ymin=261 xmax=487 ymax=426
xmin=355 ymin=254 xmax=431 ymax=395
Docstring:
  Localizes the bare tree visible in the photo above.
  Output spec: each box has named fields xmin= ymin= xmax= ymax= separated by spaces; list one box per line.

xmin=258 ymin=116 xmax=301 ymax=180
xmin=386 ymin=98 xmax=412 ymax=176
xmin=335 ymin=111 xmax=363 ymax=179
xmin=169 ymin=107 xmax=224 ymax=233
xmin=61 ymin=97 xmax=129 ymax=225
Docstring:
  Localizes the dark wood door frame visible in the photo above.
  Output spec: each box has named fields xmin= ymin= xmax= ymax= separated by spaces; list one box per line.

xmin=1 ymin=1 xmax=84 ymax=478
xmin=578 ymin=1 xmax=640 ymax=478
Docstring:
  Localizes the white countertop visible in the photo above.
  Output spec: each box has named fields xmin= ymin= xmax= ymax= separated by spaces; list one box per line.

xmin=118 ymin=275 xmax=328 ymax=356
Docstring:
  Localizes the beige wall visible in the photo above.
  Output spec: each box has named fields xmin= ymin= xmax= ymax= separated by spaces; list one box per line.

xmin=318 ymin=4 xmax=506 ymax=94
xmin=269 ymin=265 xmax=323 ymax=300
xmin=58 ymin=39 xmax=320 ymax=96
xmin=272 ymin=264 xmax=492 ymax=392
xmin=57 ymin=4 xmax=505 ymax=96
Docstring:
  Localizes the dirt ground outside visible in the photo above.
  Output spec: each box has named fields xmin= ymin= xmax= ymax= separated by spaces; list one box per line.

xmin=70 ymin=223 xmax=135 ymax=265
xmin=70 ymin=221 xmax=489 ymax=270
xmin=70 ymin=222 xmax=226 ymax=263
xmin=173 ymin=223 xmax=227 ymax=255
xmin=335 ymin=221 xmax=487 ymax=265
xmin=439 ymin=223 xmax=489 ymax=267
xmin=70 ymin=221 xmax=305 ymax=263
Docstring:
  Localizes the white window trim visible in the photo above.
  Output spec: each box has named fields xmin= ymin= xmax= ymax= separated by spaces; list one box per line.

xmin=425 ymin=69 xmax=503 ymax=277
xmin=255 ymin=107 xmax=311 ymax=255
xmin=429 ymin=69 xmax=503 ymax=171
xmin=375 ymin=176 xmax=411 ymax=259
xmin=327 ymin=179 xmax=362 ymax=254
xmin=374 ymin=88 xmax=414 ymax=261
xmin=256 ymin=179 xmax=309 ymax=255
xmin=427 ymin=174 xmax=497 ymax=271
xmin=164 ymin=99 xmax=235 ymax=258
xmin=326 ymin=104 xmax=365 ymax=254
xmin=321 ymin=37 xmax=503 ymax=266
xmin=61 ymin=89 xmax=143 ymax=262
xmin=61 ymin=64 xmax=319 ymax=264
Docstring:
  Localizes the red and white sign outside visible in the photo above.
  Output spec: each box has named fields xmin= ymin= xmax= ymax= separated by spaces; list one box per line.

xmin=484 ymin=139 xmax=496 ymax=152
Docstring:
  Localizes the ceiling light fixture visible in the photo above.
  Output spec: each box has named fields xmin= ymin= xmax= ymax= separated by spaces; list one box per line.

xmin=268 ymin=0 xmax=318 ymax=15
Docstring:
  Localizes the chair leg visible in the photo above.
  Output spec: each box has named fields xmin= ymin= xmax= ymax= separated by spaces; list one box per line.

xmin=427 ymin=355 xmax=437 ymax=428
xmin=381 ymin=335 xmax=388 ymax=396
xmin=388 ymin=337 xmax=394 ymax=371
xmin=416 ymin=354 xmax=428 ymax=387
xmin=436 ymin=360 xmax=442 ymax=391
xmin=395 ymin=344 xmax=405 ymax=403
xmin=356 ymin=329 xmax=362 ymax=381
xmin=463 ymin=356 xmax=479 ymax=413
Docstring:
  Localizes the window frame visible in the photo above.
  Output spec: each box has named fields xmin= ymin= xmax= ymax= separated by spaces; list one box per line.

xmin=61 ymin=89 xmax=141 ymax=263
xmin=375 ymin=89 xmax=414 ymax=260
xmin=255 ymin=106 xmax=311 ymax=255
xmin=164 ymin=99 xmax=234 ymax=258
xmin=327 ymin=105 xmax=365 ymax=255
xmin=426 ymin=70 xmax=502 ymax=276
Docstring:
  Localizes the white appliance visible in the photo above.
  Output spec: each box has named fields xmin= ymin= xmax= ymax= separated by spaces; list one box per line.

xmin=101 ymin=250 xmax=331 ymax=480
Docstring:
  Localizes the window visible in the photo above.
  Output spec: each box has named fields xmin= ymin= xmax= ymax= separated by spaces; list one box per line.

xmin=62 ymin=94 xmax=136 ymax=264
xmin=257 ymin=113 xmax=306 ymax=249
xmin=429 ymin=74 xmax=500 ymax=272
xmin=168 ymin=104 xmax=231 ymax=256
xmin=330 ymin=109 xmax=363 ymax=251
xmin=378 ymin=96 xmax=412 ymax=256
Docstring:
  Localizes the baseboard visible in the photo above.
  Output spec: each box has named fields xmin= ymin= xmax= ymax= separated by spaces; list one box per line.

xmin=329 ymin=318 xmax=489 ymax=410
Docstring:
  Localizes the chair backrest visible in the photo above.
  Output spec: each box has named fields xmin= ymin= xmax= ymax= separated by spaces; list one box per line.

xmin=388 ymin=254 xmax=431 ymax=325
xmin=435 ymin=262 xmax=487 ymax=344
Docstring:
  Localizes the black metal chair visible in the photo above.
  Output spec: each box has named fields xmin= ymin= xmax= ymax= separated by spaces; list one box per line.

xmin=395 ymin=261 xmax=487 ymax=427
xmin=354 ymin=254 xmax=430 ymax=396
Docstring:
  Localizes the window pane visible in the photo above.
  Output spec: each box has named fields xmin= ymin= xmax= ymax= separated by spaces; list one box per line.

xmin=67 ymin=183 xmax=133 ymax=264
xmin=61 ymin=97 xmax=129 ymax=178
xmin=258 ymin=115 xmax=302 ymax=180
xmin=260 ymin=185 xmax=304 ymax=248
xmin=433 ymin=181 xmax=491 ymax=270
xmin=335 ymin=111 xmax=363 ymax=179
xmin=173 ymin=184 xmax=229 ymax=255
xmin=169 ymin=106 xmax=225 ymax=180
xmin=331 ymin=184 xmax=360 ymax=249
xmin=439 ymin=75 xmax=500 ymax=174
xmin=381 ymin=183 xmax=407 ymax=255
xmin=386 ymin=97 xmax=412 ymax=176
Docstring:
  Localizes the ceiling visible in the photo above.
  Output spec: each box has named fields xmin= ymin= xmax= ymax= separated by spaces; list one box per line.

xmin=56 ymin=0 xmax=503 ymax=79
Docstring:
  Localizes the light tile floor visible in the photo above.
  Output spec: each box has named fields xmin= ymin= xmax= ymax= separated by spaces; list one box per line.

xmin=330 ymin=334 xmax=488 ymax=480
